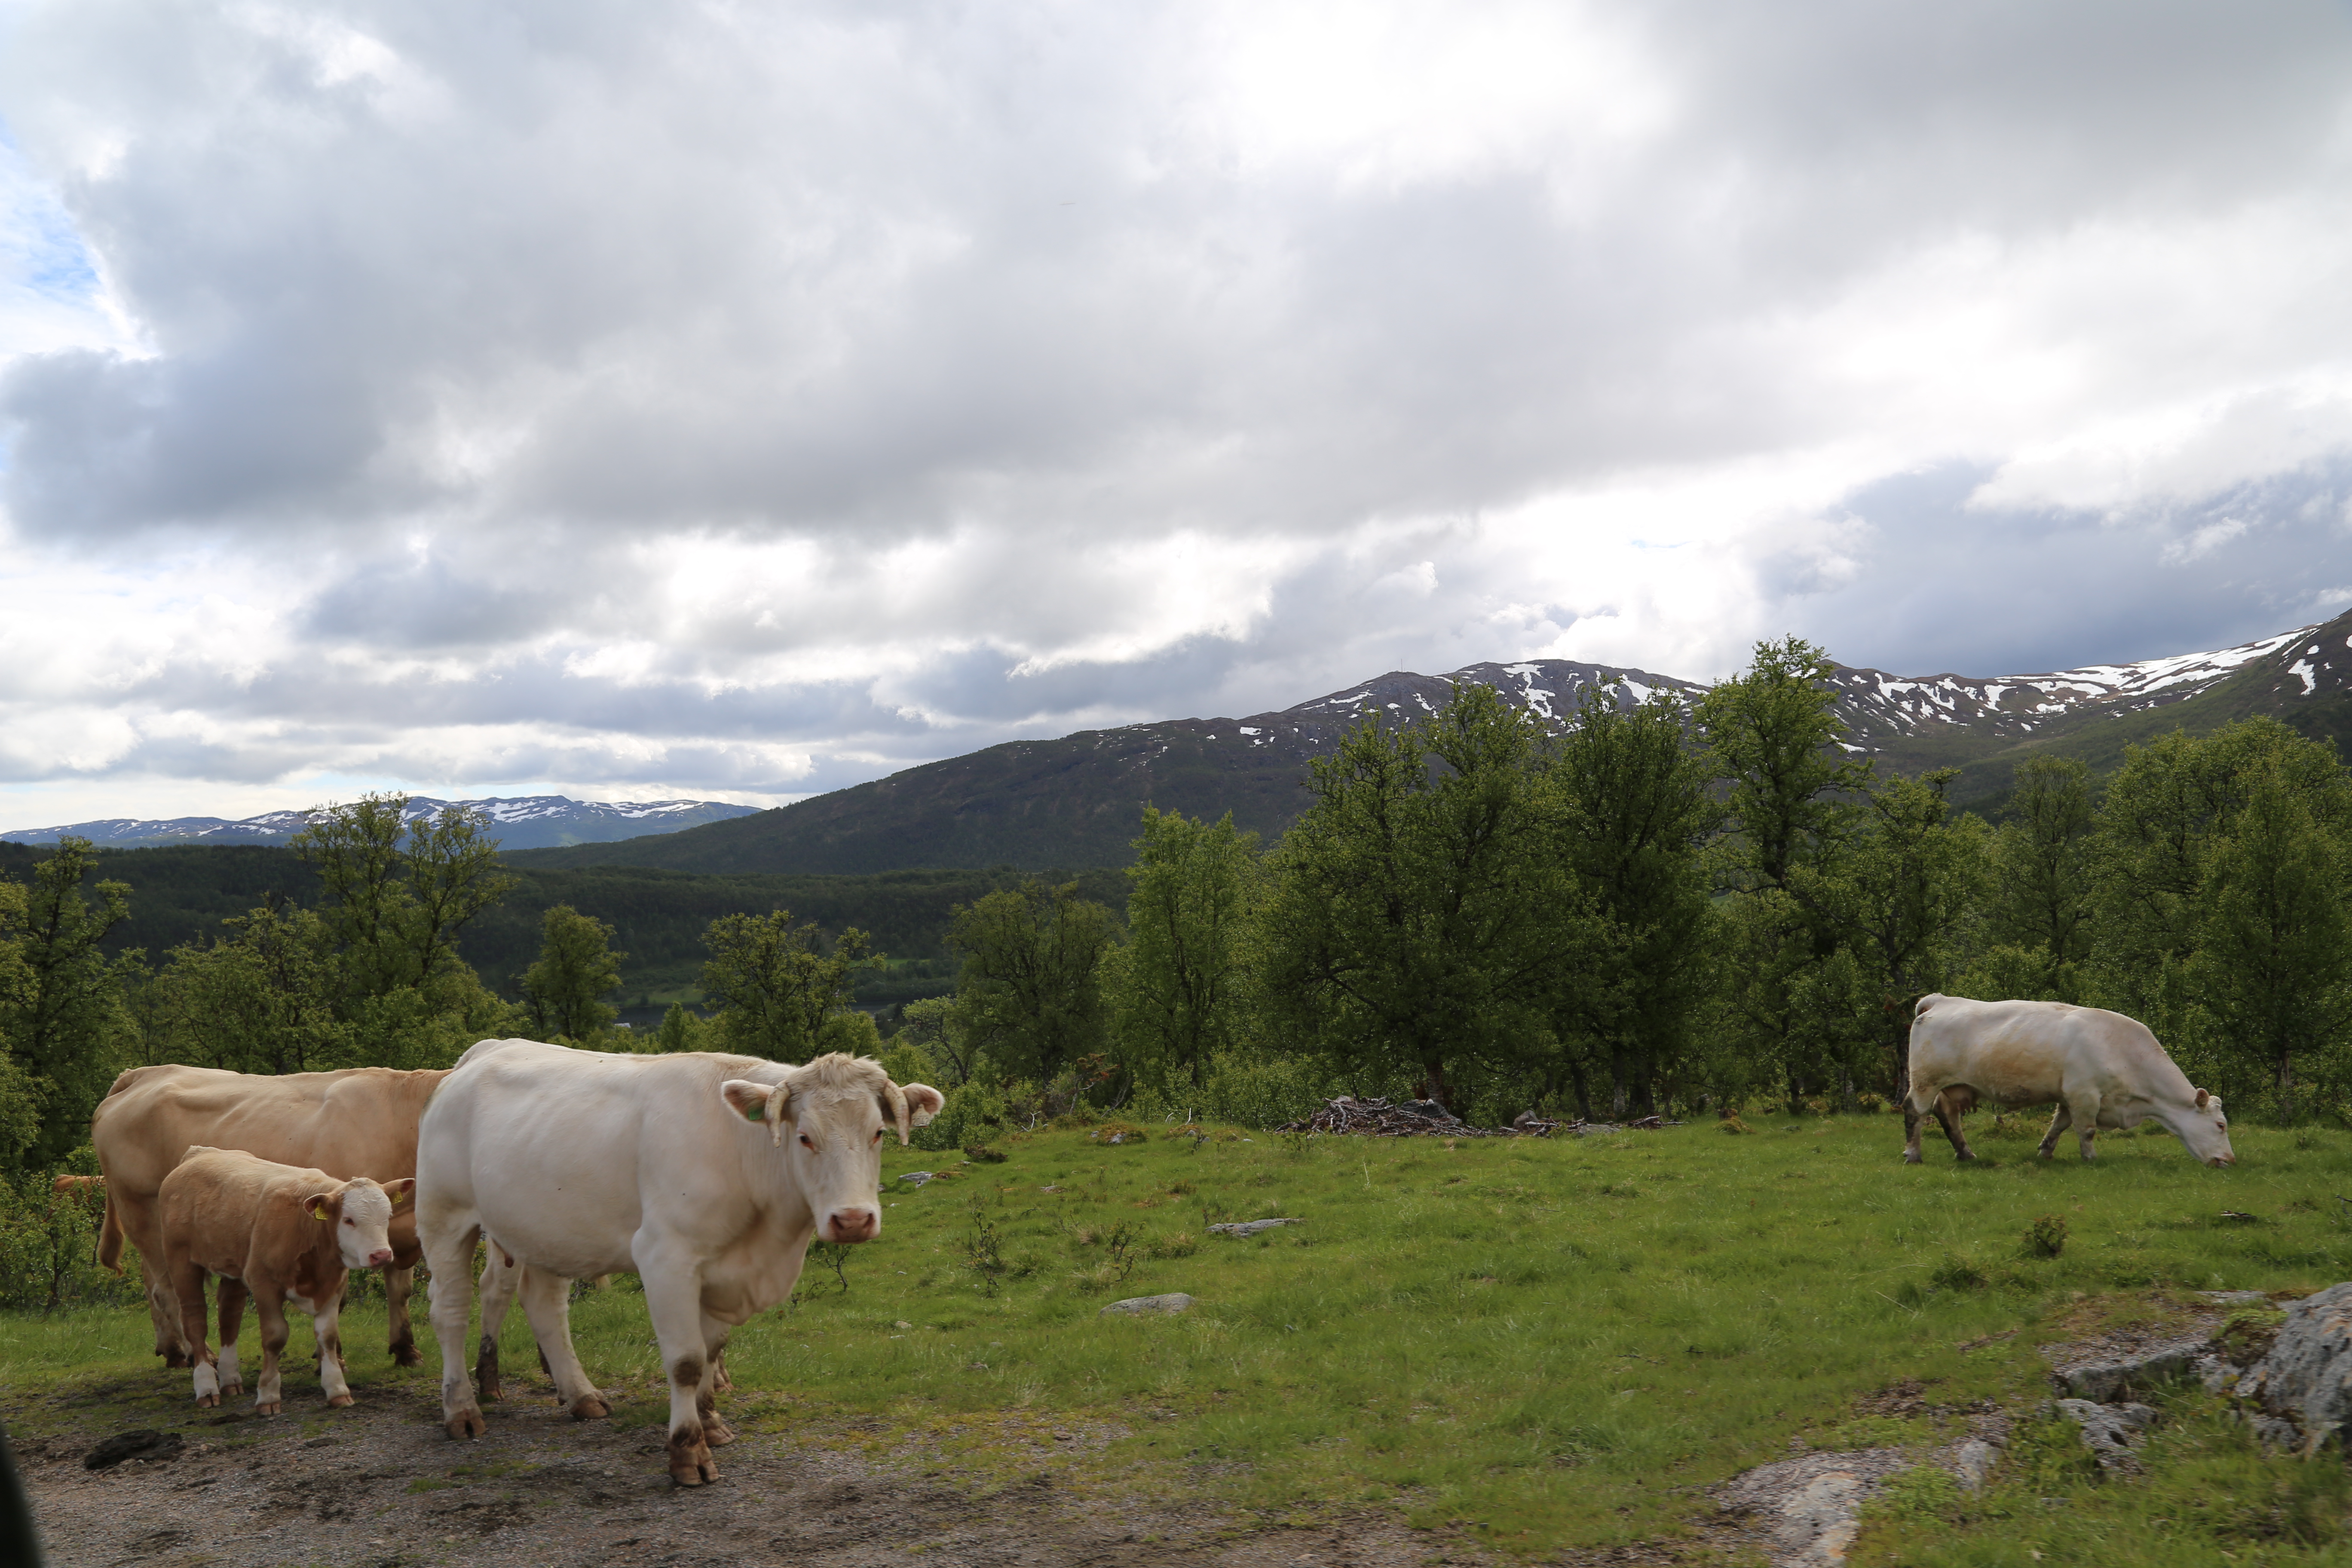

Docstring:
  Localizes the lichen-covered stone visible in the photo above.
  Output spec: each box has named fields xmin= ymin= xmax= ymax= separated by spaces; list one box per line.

xmin=2233 ymin=1282 xmax=2352 ymax=1452
xmin=2055 ymin=1398 xmax=2157 ymax=1472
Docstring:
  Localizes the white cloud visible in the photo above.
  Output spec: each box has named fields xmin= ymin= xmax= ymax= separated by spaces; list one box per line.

xmin=6 ymin=0 xmax=2352 ymax=820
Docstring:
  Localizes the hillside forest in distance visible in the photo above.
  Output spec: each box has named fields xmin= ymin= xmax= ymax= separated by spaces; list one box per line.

xmin=3 ymin=634 xmax=2350 ymax=1306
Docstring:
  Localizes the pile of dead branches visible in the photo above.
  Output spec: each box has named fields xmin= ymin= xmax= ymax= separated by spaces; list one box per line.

xmin=1277 ymin=1098 xmax=1677 ymax=1138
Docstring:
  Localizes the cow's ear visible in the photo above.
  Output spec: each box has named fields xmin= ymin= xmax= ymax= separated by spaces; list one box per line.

xmin=383 ymin=1178 xmax=416 ymax=1207
xmin=720 ymin=1079 xmax=791 ymax=1145
xmin=2194 ymin=1088 xmax=2210 ymax=1109
xmin=304 ymin=1192 xmax=337 ymax=1222
xmin=900 ymin=1083 xmax=944 ymax=1128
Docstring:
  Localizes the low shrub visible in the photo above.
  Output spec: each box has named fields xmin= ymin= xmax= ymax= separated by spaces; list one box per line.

xmin=1087 ymin=1122 xmax=1147 ymax=1145
xmin=2217 ymin=1305 xmax=2288 ymax=1367
xmin=0 ymin=1153 xmax=144 ymax=1314
xmin=1719 ymin=1116 xmax=1753 ymax=1135
xmin=962 ymin=1143 xmax=1008 ymax=1164
xmin=2025 ymin=1213 xmax=2067 ymax=1259
xmin=1928 ymin=1254 xmax=1987 ymax=1292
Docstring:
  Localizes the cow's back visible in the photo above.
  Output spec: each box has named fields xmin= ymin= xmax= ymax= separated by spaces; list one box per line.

xmin=94 ymin=1065 xmax=447 ymax=1213
xmin=1910 ymin=995 xmax=2184 ymax=1105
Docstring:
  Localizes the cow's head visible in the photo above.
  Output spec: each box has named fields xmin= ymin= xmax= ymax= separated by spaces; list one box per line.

xmin=720 ymin=1054 xmax=943 ymax=1245
xmin=2171 ymin=1088 xmax=2234 ymax=1167
xmin=305 ymin=1176 xmax=414 ymax=1270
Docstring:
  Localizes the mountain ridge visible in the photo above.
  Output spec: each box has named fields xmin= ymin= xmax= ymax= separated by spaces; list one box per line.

xmin=505 ymin=606 xmax=2352 ymax=876
xmin=2 ymin=794 xmax=761 ymax=853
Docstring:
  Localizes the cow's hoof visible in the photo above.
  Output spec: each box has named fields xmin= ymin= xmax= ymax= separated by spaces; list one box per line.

xmin=569 ymin=1393 xmax=611 ymax=1421
xmin=391 ymin=1341 xmax=423 ymax=1367
xmin=668 ymin=1432 xmax=717 ymax=1485
xmin=1901 ymin=1152 xmax=1921 ymax=1164
xmin=703 ymin=1413 xmax=736 ymax=1447
xmin=163 ymin=1351 xmax=192 ymax=1370
xmin=221 ymin=1380 xmax=244 ymax=1397
xmin=327 ymin=1393 xmax=354 ymax=1409
xmin=711 ymin=1364 xmax=733 ymax=1394
xmin=445 ymin=1408 xmax=487 ymax=1440
xmin=255 ymin=1401 xmax=281 ymax=1416
xmin=194 ymin=1393 xmax=217 ymax=1410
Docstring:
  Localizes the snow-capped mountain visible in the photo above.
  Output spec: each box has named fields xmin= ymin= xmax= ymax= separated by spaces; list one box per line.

xmin=1823 ymin=622 xmax=2341 ymax=753
xmin=2 ymin=795 xmax=760 ymax=853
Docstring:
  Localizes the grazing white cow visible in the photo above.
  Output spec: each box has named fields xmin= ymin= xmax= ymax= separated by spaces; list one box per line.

xmin=417 ymin=1040 xmax=941 ymax=1485
xmin=1904 ymin=994 xmax=2235 ymax=1167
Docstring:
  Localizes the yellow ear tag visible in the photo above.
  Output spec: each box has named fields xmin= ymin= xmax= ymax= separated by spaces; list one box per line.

xmin=310 ymin=1204 xmax=331 ymax=1222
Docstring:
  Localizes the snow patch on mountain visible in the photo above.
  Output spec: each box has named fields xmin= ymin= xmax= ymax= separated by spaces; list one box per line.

xmin=2 ymin=795 xmax=761 ymax=852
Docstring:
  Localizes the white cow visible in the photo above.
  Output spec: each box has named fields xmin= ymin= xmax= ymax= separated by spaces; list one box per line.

xmin=1903 ymin=994 xmax=2234 ymax=1167
xmin=416 ymin=1040 xmax=940 ymax=1485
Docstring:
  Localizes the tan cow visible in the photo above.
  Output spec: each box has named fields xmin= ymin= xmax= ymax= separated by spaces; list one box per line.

xmin=92 ymin=1064 xmax=447 ymax=1367
xmin=50 ymin=1174 xmax=104 ymax=1196
xmin=160 ymin=1147 xmax=414 ymax=1412
xmin=1904 ymin=994 xmax=2235 ymax=1166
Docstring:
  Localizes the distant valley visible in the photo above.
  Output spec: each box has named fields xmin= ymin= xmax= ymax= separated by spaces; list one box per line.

xmin=507 ymin=608 xmax=2352 ymax=875
xmin=1 ymin=794 xmax=759 ymax=853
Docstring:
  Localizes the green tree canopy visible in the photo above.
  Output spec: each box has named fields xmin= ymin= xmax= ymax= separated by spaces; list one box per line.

xmin=1539 ymin=689 xmax=1716 ymax=1119
xmin=0 ymin=839 xmax=137 ymax=1167
xmin=1107 ymin=808 xmax=1259 ymax=1095
xmin=1255 ymin=684 xmax=1571 ymax=1110
xmin=521 ymin=904 xmax=626 ymax=1044
xmin=701 ymin=909 xmax=878 ymax=1061
xmin=948 ymin=882 xmax=1118 ymax=1086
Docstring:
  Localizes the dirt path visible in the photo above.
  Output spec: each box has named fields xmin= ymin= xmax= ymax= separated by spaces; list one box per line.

xmin=15 ymin=1364 xmax=1494 ymax=1568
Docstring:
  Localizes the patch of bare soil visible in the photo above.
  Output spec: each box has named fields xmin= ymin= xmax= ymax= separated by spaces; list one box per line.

xmin=16 ymin=1363 xmax=1499 ymax=1568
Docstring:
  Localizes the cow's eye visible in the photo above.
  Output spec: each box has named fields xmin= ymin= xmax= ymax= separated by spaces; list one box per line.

xmin=343 ymin=1219 xmax=354 ymax=1227
xmin=872 ymin=1129 xmax=883 ymax=1144
xmin=799 ymin=1134 xmax=815 ymax=1151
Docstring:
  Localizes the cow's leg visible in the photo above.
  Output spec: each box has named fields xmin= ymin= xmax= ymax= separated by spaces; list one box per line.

xmin=2071 ymin=1093 xmax=2102 ymax=1161
xmin=2037 ymin=1101 xmax=2073 ymax=1160
xmin=172 ymin=1262 xmax=219 ymax=1408
xmin=1902 ymin=1088 xmax=1934 ymax=1163
xmin=423 ymin=1217 xmax=488 ymax=1439
xmin=128 ymin=1201 xmax=193 ymax=1368
xmin=473 ymin=1245 xmax=523 ymax=1403
xmin=1933 ymin=1090 xmax=1978 ymax=1161
xmin=515 ymin=1264 xmax=607 ymax=1421
xmin=251 ymin=1290 xmax=291 ymax=1415
xmin=216 ymin=1277 xmax=247 ymax=1398
xmin=384 ymin=1264 xmax=422 ymax=1366
xmin=314 ymin=1287 xmax=354 ymax=1408
xmin=636 ymin=1248 xmax=719 ymax=1485
xmin=711 ymin=1344 xmax=732 ymax=1394
xmin=697 ymin=1313 xmax=735 ymax=1446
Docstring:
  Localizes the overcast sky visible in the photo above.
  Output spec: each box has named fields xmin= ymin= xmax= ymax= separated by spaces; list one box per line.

xmin=5 ymin=0 xmax=2352 ymax=824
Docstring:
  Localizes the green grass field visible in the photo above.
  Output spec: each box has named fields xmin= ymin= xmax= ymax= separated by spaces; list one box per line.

xmin=7 ymin=1113 xmax=2351 ymax=1562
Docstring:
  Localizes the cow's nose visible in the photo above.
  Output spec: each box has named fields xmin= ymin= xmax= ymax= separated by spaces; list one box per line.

xmin=366 ymin=1248 xmax=395 ymax=1268
xmin=826 ymin=1209 xmax=879 ymax=1243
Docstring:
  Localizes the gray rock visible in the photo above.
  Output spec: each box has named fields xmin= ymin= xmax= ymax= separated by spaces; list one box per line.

xmin=2231 ymin=1281 xmax=2352 ymax=1454
xmin=2052 ymin=1338 xmax=2203 ymax=1403
xmin=898 ymin=1171 xmax=934 ymax=1186
xmin=1208 ymin=1218 xmax=1303 ymax=1237
xmin=1100 ymin=1293 xmax=1194 ymax=1316
xmin=2055 ymin=1399 xmax=2157 ymax=1473
xmin=2197 ymin=1353 xmax=2241 ymax=1395
xmin=1950 ymin=1439 xmax=2001 ymax=1492
xmin=2199 ymin=1289 xmax=2272 ymax=1304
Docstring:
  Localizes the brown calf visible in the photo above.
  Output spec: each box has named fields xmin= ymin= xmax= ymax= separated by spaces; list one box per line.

xmin=159 ymin=1147 xmax=413 ymax=1414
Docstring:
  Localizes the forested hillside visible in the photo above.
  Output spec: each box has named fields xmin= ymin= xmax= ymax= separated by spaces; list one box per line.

xmin=0 ymin=841 xmax=1120 ymax=1011
xmin=506 ymin=608 xmax=2352 ymax=877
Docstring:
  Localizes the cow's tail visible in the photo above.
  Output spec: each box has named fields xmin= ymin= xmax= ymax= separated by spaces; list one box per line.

xmin=96 ymin=1187 xmax=126 ymax=1274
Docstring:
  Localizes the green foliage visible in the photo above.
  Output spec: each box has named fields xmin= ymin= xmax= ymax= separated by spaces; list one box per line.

xmin=520 ymin=903 xmax=626 ymax=1043
xmin=140 ymin=899 xmax=349 ymax=1075
xmin=700 ymin=908 xmax=879 ymax=1060
xmin=1256 ymin=684 xmax=1572 ymax=1109
xmin=1979 ymin=755 xmax=2097 ymax=1001
xmin=0 ymin=1153 xmax=141 ymax=1312
xmin=1928 ymin=1254 xmax=1988 ymax=1291
xmin=2025 ymin=1213 xmax=2067 ymax=1258
xmin=0 ymin=838 xmax=137 ymax=1167
xmin=653 ymin=1001 xmax=710 ymax=1052
xmin=962 ymin=1143 xmax=1007 ymax=1163
xmin=948 ymin=882 xmax=1118 ymax=1084
xmin=1540 ymin=689 xmax=1718 ymax=1118
xmin=1106 ymin=808 xmax=1259 ymax=1096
